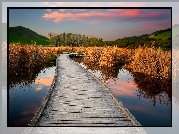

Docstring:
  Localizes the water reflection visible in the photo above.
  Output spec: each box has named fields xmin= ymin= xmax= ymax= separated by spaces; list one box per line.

xmin=9 ymin=62 xmax=56 ymax=89
xmin=128 ymin=70 xmax=171 ymax=106
xmin=74 ymin=57 xmax=123 ymax=83
xmin=9 ymin=66 xmax=56 ymax=126
xmin=71 ymin=57 xmax=171 ymax=106
xmin=71 ymin=56 xmax=171 ymax=126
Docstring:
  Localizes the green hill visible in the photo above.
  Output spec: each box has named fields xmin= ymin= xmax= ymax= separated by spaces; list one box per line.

xmin=149 ymin=28 xmax=171 ymax=40
xmin=9 ymin=26 xmax=50 ymax=45
xmin=114 ymin=28 xmax=171 ymax=49
xmin=9 ymin=26 xmax=48 ymax=40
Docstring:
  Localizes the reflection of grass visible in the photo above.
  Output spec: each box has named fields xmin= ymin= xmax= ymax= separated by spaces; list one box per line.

xmin=73 ymin=56 xmax=171 ymax=106
xmin=127 ymin=70 xmax=171 ymax=106
xmin=70 ymin=46 xmax=171 ymax=106
xmin=45 ymin=54 xmax=57 ymax=65
xmin=9 ymin=44 xmax=58 ymax=88
xmin=82 ymin=46 xmax=171 ymax=79
xmin=9 ymin=44 xmax=171 ymax=92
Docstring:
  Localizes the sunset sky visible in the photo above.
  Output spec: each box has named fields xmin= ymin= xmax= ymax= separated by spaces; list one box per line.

xmin=7 ymin=3 xmax=172 ymax=40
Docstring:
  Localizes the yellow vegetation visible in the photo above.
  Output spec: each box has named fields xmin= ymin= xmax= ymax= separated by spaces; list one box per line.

xmin=9 ymin=44 xmax=171 ymax=79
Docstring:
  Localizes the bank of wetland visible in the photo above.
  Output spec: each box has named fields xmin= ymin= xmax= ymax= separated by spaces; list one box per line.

xmin=9 ymin=44 xmax=171 ymax=126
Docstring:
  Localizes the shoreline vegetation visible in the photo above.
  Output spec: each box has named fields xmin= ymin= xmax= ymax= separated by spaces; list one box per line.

xmin=9 ymin=44 xmax=171 ymax=86
xmin=9 ymin=44 xmax=171 ymax=79
xmin=9 ymin=44 xmax=171 ymax=106
xmin=8 ymin=26 xmax=173 ymax=105
xmin=9 ymin=26 xmax=171 ymax=50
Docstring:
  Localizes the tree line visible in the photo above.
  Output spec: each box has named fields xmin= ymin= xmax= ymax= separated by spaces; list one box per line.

xmin=48 ymin=32 xmax=171 ymax=50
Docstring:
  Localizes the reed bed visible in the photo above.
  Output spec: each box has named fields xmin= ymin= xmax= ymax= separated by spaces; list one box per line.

xmin=9 ymin=44 xmax=171 ymax=102
xmin=99 ymin=46 xmax=131 ymax=68
xmin=9 ymin=44 xmax=171 ymax=80
xmin=125 ymin=47 xmax=171 ymax=79
xmin=9 ymin=44 xmax=59 ymax=75
xmin=82 ymin=46 xmax=171 ymax=79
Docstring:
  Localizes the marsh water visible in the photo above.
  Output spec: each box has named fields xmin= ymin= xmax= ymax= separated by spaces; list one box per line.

xmin=9 ymin=65 xmax=56 ymax=126
xmin=9 ymin=56 xmax=171 ymax=126
xmin=71 ymin=57 xmax=172 ymax=126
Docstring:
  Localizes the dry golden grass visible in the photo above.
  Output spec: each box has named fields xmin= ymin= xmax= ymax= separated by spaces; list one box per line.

xmin=82 ymin=46 xmax=171 ymax=79
xmin=9 ymin=44 xmax=171 ymax=80
xmin=9 ymin=43 xmax=172 ymax=105
xmin=9 ymin=44 xmax=59 ymax=75
xmin=125 ymin=46 xmax=171 ymax=78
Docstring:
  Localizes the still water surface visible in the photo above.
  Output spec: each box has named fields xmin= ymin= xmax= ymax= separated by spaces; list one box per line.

xmin=9 ymin=66 xmax=56 ymax=126
xmin=72 ymin=57 xmax=171 ymax=126
xmin=9 ymin=57 xmax=171 ymax=126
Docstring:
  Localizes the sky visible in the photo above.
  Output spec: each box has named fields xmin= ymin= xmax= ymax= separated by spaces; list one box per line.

xmin=5 ymin=2 xmax=174 ymax=40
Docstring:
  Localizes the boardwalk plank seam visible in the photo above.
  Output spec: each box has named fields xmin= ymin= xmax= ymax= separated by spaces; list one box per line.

xmin=27 ymin=54 xmax=147 ymax=133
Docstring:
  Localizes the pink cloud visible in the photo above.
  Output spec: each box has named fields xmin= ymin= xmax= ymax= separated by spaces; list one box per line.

xmin=106 ymin=80 xmax=137 ymax=97
xmin=121 ymin=10 xmax=144 ymax=17
xmin=42 ymin=9 xmax=170 ymax=25
xmin=141 ymin=21 xmax=171 ymax=29
xmin=36 ymin=85 xmax=43 ymax=91
xmin=150 ymin=11 xmax=165 ymax=17
xmin=35 ymin=74 xmax=54 ymax=86
xmin=43 ymin=11 xmax=91 ymax=23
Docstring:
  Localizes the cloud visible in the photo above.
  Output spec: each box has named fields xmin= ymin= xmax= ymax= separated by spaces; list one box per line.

xmin=108 ymin=80 xmax=137 ymax=97
xmin=36 ymin=85 xmax=43 ymax=91
xmin=42 ymin=9 xmax=170 ymax=25
xmin=43 ymin=11 xmax=92 ymax=23
xmin=35 ymin=74 xmax=54 ymax=86
xmin=141 ymin=20 xmax=171 ymax=29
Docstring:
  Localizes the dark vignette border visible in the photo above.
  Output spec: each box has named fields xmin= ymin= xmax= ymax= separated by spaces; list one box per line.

xmin=7 ymin=6 xmax=172 ymax=128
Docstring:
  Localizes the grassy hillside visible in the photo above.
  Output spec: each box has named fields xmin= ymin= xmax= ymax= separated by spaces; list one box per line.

xmin=9 ymin=26 xmax=48 ymax=40
xmin=9 ymin=36 xmax=50 ymax=45
xmin=9 ymin=26 xmax=50 ymax=45
xmin=7 ymin=25 xmax=173 ymax=49
xmin=149 ymin=28 xmax=171 ymax=40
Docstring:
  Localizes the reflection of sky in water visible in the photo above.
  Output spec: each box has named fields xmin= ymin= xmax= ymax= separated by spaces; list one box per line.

xmin=9 ymin=66 xmax=55 ymax=126
xmin=79 ymin=62 xmax=172 ymax=126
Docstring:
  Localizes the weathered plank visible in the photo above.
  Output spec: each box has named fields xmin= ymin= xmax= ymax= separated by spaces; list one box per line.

xmin=29 ymin=54 xmax=142 ymax=127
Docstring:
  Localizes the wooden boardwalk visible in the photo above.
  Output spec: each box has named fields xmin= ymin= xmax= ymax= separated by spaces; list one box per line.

xmin=28 ymin=54 xmax=143 ymax=128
